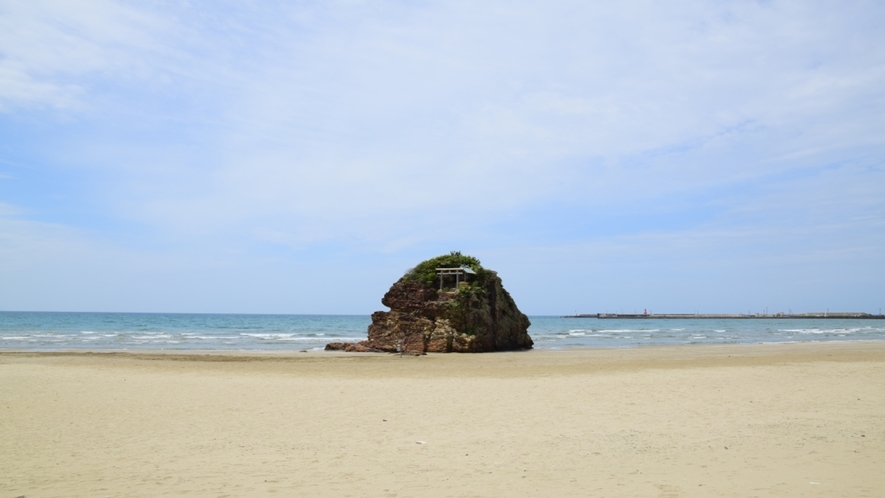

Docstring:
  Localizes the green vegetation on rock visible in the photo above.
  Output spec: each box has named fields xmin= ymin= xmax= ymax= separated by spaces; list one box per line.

xmin=404 ymin=251 xmax=486 ymax=287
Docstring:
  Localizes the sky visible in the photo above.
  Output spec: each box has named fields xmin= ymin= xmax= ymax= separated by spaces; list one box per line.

xmin=1 ymin=0 xmax=883 ymax=315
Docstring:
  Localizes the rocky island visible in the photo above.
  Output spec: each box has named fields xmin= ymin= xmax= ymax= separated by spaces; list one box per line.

xmin=326 ymin=252 xmax=533 ymax=353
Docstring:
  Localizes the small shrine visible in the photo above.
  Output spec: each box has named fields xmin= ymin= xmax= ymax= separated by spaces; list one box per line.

xmin=435 ymin=265 xmax=476 ymax=290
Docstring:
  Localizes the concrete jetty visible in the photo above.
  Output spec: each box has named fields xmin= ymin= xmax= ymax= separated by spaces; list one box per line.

xmin=565 ymin=312 xmax=884 ymax=319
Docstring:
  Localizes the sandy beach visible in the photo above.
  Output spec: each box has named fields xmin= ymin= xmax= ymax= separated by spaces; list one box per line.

xmin=2 ymin=342 xmax=883 ymax=497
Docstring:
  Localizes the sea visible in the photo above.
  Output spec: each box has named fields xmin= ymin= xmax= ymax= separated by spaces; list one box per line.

xmin=2 ymin=311 xmax=885 ymax=352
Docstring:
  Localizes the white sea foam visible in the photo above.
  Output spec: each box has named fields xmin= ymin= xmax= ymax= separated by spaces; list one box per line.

xmin=598 ymin=329 xmax=659 ymax=334
xmin=131 ymin=334 xmax=173 ymax=340
xmin=237 ymin=333 xmax=355 ymax=342
xmin=240 ymin=333 xmax=296 ymax=339
xmin=781 ymin=328 xmax=858 ymax=335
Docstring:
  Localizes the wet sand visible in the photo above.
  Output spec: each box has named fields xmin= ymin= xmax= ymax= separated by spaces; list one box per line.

xmin=2 ymin=341 xmax=884 ymax=497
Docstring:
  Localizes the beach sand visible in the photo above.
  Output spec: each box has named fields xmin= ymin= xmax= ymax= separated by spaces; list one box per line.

xmin=2 ymin=342 xmax=883 ymax=497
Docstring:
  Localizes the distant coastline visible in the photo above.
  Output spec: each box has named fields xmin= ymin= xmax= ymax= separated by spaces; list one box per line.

xmin=568 ymin=312 xmax=885 ymax=319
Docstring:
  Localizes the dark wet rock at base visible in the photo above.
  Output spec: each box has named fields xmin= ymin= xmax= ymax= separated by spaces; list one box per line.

xmin=324 ymin=342 xmax=380 ymax=353
xmin=327 ymin=255 xmax=532 ymax=354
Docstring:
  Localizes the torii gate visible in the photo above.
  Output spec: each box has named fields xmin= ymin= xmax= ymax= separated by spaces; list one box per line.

xmin=435 ymin=265 xmax=476 ymax=290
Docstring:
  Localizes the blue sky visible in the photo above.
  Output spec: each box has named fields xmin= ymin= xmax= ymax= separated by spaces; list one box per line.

xmin=1 ymin=0 xmax=883 ymax=315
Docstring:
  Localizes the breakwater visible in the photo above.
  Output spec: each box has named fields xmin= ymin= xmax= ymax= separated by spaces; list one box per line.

xmin=568 ymin=312 xmax=884 ymax=319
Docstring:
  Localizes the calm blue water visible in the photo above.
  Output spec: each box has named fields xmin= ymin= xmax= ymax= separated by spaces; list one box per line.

xmin=1 ymin=312 xmax=884 ymax=351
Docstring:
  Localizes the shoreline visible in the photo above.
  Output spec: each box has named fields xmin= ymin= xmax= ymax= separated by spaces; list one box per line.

xmin=3 ymin=337 xmax=885 ymax=358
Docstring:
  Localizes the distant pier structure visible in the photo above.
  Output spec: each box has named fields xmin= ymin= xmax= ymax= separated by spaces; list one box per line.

xmin=565 ymin=312 xmax=884 ymax=319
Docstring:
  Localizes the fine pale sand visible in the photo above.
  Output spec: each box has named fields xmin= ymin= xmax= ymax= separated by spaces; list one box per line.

xmin=2 ymin=342 xmax=883 ymax=497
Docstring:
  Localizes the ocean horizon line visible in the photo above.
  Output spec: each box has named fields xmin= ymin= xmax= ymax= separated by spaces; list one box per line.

xmin=3 ymin=310 xmax=883 ymax=318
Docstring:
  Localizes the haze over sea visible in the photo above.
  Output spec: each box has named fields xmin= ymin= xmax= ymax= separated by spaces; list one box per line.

xmin=2 ymin=312 xmax=884 ymax=352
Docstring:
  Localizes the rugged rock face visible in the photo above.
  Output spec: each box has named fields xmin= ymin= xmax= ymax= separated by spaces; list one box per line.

xmin=326 ymin=264 xmax=532 ymax=354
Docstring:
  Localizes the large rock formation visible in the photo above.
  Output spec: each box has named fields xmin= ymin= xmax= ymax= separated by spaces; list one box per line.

xmin=326 ymin=253 xmax=533 ymax=354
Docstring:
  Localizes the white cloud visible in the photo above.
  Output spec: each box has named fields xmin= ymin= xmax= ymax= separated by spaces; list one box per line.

xmin=1 ymin=1 xmax=884 ymax=311
xmin=0 ymin=0 xmax=179 ymax=111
